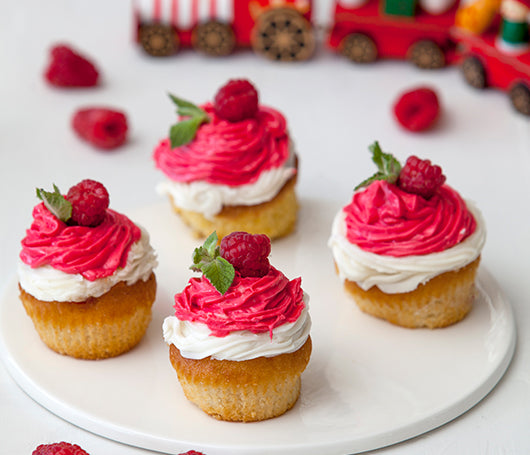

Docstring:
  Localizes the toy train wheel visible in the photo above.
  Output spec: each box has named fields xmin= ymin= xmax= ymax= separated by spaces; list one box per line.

xmin=251 ymin=8 xmax=315 ymax=62
xmin=139 ymin=24 xmax=178 ymax=57
xmin=409 ymin=40 xmax=445 ymax=69
xmin=509 ymin=83 xmax=530 ymax=116
xmin=193 ymin=21 xmax=235 ymax=57
xmin=462 ymin=56 xmax=486 ymax=89
xmin=340 ymin=33 xmax=377 ymax=63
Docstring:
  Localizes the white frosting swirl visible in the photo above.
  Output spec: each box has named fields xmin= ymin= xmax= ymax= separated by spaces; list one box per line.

xmin=328 ymin=201 xmax=486 ymax=294
xmin=18 ymin=227 xmax=158 ymax=302
xmin=156 ymin=148 xmax=297 ymax=219
xmin=163 ymin=295 xmax=311 ymax=361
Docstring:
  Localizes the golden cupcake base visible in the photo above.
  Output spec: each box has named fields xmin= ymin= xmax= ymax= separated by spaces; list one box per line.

xmin=19 ymin=273 xmax=156 ymax=360
xmin=343 ymin=258 xmax=480 ymax=329
xmin=169 ymin=177 xmax=298 ymax=240
xmin=169 ymin=336 xmax=312 ymax=422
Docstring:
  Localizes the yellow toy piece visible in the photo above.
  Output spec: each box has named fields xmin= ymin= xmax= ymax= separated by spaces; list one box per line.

xmin=455 ymin=0 xmax=502 ymax=34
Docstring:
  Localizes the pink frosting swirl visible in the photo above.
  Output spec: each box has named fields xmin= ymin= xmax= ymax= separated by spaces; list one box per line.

xmin=173 ymin=266 xmax=305 ymax=337
xmin=343 ymin=180 xmax=477 ymax=257
xmin=153 ymin=104 xmax=291 ymax=186
xmin=20 ymin=202 xmax=141 ymax=281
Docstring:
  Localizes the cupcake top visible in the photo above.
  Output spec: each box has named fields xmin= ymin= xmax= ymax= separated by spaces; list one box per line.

xmin=342 ymin=180 xmax=476 ymax=257
xmin=153 ymin=79 xmax=297 ymax=218
xmin=163 ymin=232 xmax=311 ymax=361
xmin=21 ymin=202 xmax=141 ymax=280
xmin=18 ymin=180 xmax=157 ymax=302
xmin=329 ymin=142 xmax=486 ymax=293
xmin=153 ymin=103 xmax=291 ymax=186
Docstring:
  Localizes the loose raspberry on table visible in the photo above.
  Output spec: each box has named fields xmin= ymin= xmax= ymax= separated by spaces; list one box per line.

xmin=214 ymin=79 xmax=259 ymax=122
xmin=397 ymin=156 xmax=446 ymax=199
xmin=178 ymin=451 xmax=206 ymax=455
xmin=393 ymin=87 xmax=440 ymax=132
xmin=66 ymin=179 xmax=110 ymax=227
xmin=32 ymin=441 xmax=90 ymax=455
xmin=44 ymin=44 xmax=99 ymax=87
xmin=72 ymin=108 xmax=128 ymax=150
xmin=220 ymin=232 xmax=271 ymax=278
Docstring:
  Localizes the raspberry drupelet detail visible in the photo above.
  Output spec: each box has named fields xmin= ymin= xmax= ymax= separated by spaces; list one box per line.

xmin=32 ymin=442 xmax=90 ymax=455
xmin=398 ymin=155 xmax=446 ymax=199
xmin=66 ymin=179 xmax=110 ymax=227
xmin=220 ymin=232 xmax=271 ymax=278
xmin=214 ymin=79 xmax=259 ymax=122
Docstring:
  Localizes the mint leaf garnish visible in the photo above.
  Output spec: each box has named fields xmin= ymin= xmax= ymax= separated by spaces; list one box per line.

xmin=168 ymin=93 xmax=209 ymax=148
xmin=168 ymin=94 xmax=207 ymax=118
xmin=354 ymin=141 xmax=402 ymax=191
xmin=201 ymin=257 xmax=235 ymax=295
xmin=190 ymin=232 xmax=235 ymax=295
xmin=202 ymin=230 xmax=219 ymax=256
xmin=169 ymin=116 xmax=205 ymax=148
xmin=36 ymin=184 xmax=72 ymax=222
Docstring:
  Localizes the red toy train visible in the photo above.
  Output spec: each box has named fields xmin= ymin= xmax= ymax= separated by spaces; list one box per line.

xmin=453 ymin=0 xmax=530 ymax=115
xmin=133 ymin=0 xmax=461 ymax=66
xmin=133 ymin=0 xmax=530 ymax=115
xmin=134 ymin=0 xmax=315 ymax=61
xmin=327 ymin=0 xmax=461 ymax=69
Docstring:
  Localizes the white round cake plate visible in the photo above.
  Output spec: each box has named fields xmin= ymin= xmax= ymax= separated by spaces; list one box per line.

xmin=0 ymin=202 xmax=516 ymax=455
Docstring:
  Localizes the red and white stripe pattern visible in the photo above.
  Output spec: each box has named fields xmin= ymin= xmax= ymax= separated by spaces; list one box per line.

xmin=135 ymin=0 xmax=234 ymax=29
xmin=334 ymin=0 xmax=369 ymax=8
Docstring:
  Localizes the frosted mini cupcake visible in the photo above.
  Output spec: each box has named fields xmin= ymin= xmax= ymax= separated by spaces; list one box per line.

xmin=153 ymin=79 xmax=298 ymax=240
xmin=163 ymin=231 xmax=311 ymax=422
xmin=18 ymin=180 xmax=157 ymax=359
xmin=329 ymin=143 xmax=486 ymax=328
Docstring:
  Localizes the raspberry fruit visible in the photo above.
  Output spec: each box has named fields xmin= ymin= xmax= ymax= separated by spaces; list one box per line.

xmin=393 ymin=87 xmax=440 ymax=132
xmin=398 ymin=156 xmax=446 ymax=199
xmin=72 ymin=108 xmax=128 ymax=150
xmin=66 ymin=179 xmax=110 ymax=227
xmin=220 ymin=232 xmax=271 ymax=278
xmin=214 ymin=79 xmax=259 ymax=122
xmin=44 ymin=44 xmax=99 ymax=87
xmin=178 ymin=452 xmax=206 ymax=455
xmin=32 ymin=442 xmax=89 ymax=455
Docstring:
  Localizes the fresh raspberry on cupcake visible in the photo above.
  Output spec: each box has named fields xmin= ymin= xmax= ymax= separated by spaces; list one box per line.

xmin=397 ymin=155 xmax=446 ymax=199
xmin=214 ymin=79 xmax=259 ymax=122
xmin=220 ymin=231 xmax=271 ymax=278
xmin=65 ymin=179 xmax=110 ymax=226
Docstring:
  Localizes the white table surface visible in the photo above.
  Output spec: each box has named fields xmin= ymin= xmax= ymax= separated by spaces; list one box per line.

xmin=1 ymin=1 xmax=529 ymax=454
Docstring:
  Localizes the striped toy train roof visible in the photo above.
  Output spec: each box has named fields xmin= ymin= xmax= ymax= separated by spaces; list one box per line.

xmin=134 ymin=0 xmax=234 ymax=29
